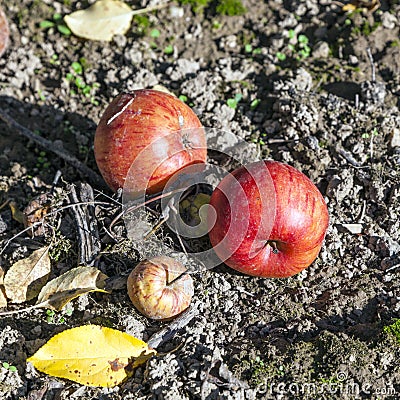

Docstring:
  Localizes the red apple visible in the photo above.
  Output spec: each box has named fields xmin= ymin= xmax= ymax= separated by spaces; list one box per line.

xmin=208 ymin=160 xmax=329 ymax=278
xmin=94 ymin=90 xmax=206 ymax=194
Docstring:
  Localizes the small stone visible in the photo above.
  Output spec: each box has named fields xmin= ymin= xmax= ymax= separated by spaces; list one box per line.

xmin=170 ymin=6 xmax=184 ymax=18
xmin=313 ymin=41 xmax=330 ymax=58
xmin=381 ymin=12 xmax=397 ymax=30
xmin=348 ymin=55 xmax=359 ymax=65
xmin=390 ymin=128 xmax=400 ymax=148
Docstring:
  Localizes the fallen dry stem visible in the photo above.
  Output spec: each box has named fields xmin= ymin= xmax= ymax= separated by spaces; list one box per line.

xmin=0 ymin=109 xmax=106 ymax=189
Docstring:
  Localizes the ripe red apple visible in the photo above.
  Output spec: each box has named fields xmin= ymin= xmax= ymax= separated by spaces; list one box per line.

xmin=208 ymin=160 xmax=329 ymax=278
xmin=94 ymin=89 xmax=206 ymax=194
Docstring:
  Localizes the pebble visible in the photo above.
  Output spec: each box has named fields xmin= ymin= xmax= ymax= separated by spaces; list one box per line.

xmin=390 ymin=128 xmax=400 ymax=148
xmin=313 ymin=41 xmax=330 ymax=58
xmin=381 ymin=12 xmax=397 ymax=30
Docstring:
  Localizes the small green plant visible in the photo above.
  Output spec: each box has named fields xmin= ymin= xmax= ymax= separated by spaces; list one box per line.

xmin=216 ymin=0 xmax=246 ymax=16
xmin=36 ymin=89 xmax=46 ymax=102
xmin=36 ymin=150 xmax=50 ymax=169
xmin=383 ymin=319 xmax=400 ymax=343
xmin=276 ymin=52 xmax=286 ymax=61
xmin=179 ymin=0 xmax=245 ymax=15
xmin=46 ymin=309 xmax=55 ymax=323
xmin=46 ymin=309 xmax=68 ymax=324
xmin=133 ymin=14 xmax=150 ymax=35
xmin=49 ymin=54 xmax=60 ymax=66
xmin=40 ymin=13 xmax=71 ymax=36
xmin=2 ymin=362 xmax=17 ymax=372
xmin=49 ymin=232 xmax=72 ymax=262
xmin=226 ymin=93 xmax=242 ymax=109
xmin=212 ymin=20 xmax=222 ymax=29
xmin=65 ymin=59 xmax=100 ymax=105
xmin=150 ymin=28 xmax=161 ymax=39
xmin=361 ymin=128 xmax=379 ymax=139
xmin=250 ymin=99 xmax=260 ymax=110
xmin=178 ymin=0 xmax=211 ymax=13
xmin=244 ymin=43 xmax=252 ymax=53
xmin=284 ymin=30 xmax=311 ymax=60
xmin=179 ymin=94 xmax=188 ymax=102
xmin=164 ymin=44 xmax=174 ymax=55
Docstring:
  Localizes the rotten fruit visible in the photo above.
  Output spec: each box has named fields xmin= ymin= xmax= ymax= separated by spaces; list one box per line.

xmin=208 ymin=160 xmax=329 ymax=278
xmin=94 ymin=89 xmax=206 ymax=194
xmin=127 ymin=256 xmax=194 ymax=319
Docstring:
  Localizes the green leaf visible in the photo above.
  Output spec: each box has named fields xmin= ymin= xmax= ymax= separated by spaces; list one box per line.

xmin=298 ymin=34 xmax=309 ymax=44
xmin=234 ymin=93 xmax=243 ymax=102
xmin=150 ymin=28 xmax=160 ymax=38
xmin=227 ymin=98 xmax=237 ymax=109
xmin=250 ymin=99 xmax=260 ymax=109
xmin=244 ymin=43 xmax=252 ymax=53
xmin=164 ymin=45 xmax=174 ymax=54
xmin=179 ymin=95 xmax=188 ymax=102
xmin=71 ymin=61 xmax=83 ymax=74
xmin=40 ymin=20 xmax=55 ymax=29
xmin=57 ymin=25 xmax=72 ymax=36
xmin=276 ymin=52 xmax=286 ymax=61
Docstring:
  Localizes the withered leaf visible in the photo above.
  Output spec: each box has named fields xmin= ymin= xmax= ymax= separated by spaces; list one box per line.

xmin=23 ymin=193 xmax=52 ymax=236
xmin=64 ymin=0 xmax=134 ymax=41
xmin=36 ymin=266 xmax=109 ymax=310
xmin=4 ymin=247 xmax=51 ymax=303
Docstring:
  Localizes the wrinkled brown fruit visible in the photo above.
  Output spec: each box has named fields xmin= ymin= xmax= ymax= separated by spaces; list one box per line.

xmin=127 ymin=256 xmax=194 ymax=320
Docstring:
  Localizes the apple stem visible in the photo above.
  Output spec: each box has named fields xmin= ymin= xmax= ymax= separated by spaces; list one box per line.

xmin=267 ymin=241 xmax=280 ymax=254
xmin=167 ymin=269 xmax=191 ymax=286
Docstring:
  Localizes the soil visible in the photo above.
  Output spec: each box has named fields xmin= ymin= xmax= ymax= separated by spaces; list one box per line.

xmin=1 ymin=0 xmax=400 ymax=399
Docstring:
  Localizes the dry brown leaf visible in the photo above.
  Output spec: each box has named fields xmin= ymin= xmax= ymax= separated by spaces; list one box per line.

xmin=4 ymin=247 xmax=51 ymax=303
xmin=23 ymin=193 xmax=52 ymax=236
xmin=0 ymin=7 xmax=9 ymax=58
xmin=36 ymin=266 xmax=109 ymax=310
xmin=9 ymin=201 xmax=26 ymax=225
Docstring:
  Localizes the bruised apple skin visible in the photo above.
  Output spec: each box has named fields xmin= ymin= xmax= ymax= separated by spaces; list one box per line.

xmin=127 ymin=256 xmax=194 ymax=320
xmin=208 ymin=160 xmax=329 ymax=278
xmin=94 ymin=89 xmax=206 ymax=193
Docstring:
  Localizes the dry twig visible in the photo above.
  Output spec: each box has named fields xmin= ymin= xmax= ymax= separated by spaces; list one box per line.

xmin=0 ymin=109 xmax=106 ymax=190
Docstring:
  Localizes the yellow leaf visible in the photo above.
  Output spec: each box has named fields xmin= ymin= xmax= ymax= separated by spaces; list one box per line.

xmin=64 ymin=0 xmax=134 ymax=41
xmin=36 ymin=266 xmax=109 ymax=311
xmin=4 ymin=247 xmax=51 ymax=303
xmin=342 ymin=3 xmax=357 ymax=11
xmin=27 ymin=325 xmax=156 ymax=387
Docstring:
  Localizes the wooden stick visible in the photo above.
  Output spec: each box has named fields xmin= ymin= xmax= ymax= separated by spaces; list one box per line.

xmin=147 ymin=305 xmax=199 ymax=349
xmin=69 ymin=183 xmax=101 ymax=266
xmin=0 ymin=109 xmax=107 ymax=190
